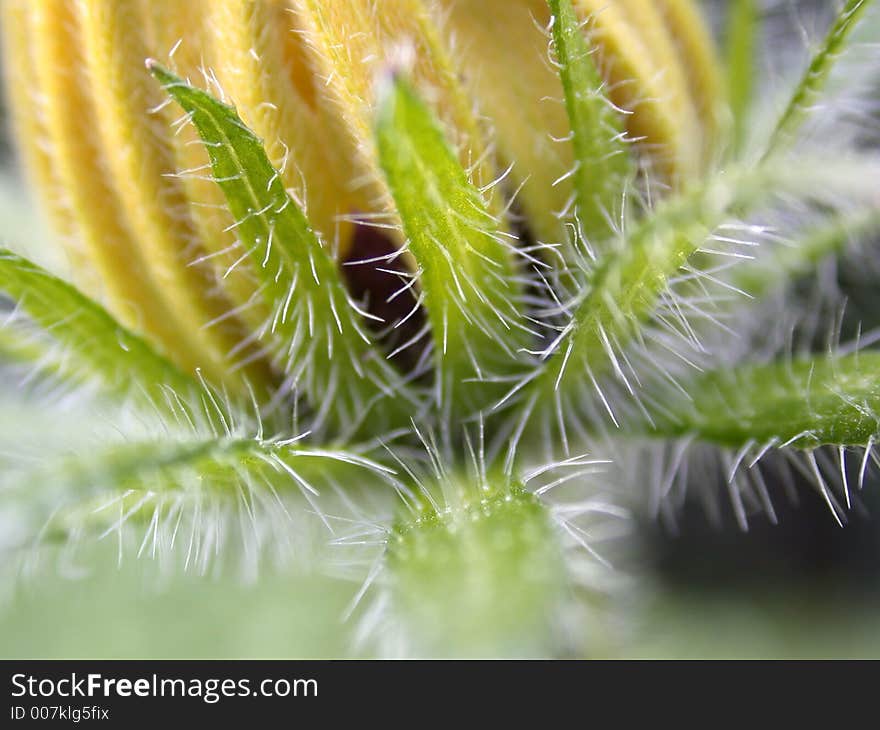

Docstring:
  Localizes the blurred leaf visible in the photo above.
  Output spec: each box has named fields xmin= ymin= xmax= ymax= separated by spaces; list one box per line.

xmin=0 ymin=542 xmax=358 ymax=658
xmin=735 ymin=206 xmax=880 ymax=297
xmin=3 ymin=434 xmax=399 ymax=550
xmin=388 ymin=486 xmax=566 ymax=657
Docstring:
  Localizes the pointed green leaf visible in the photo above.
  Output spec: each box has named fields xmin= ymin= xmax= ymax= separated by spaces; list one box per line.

xmin=149 ymin=62 xmax=414 ymax=435
xmin=531 ymin=169 xmax=756 ymax=407
xmin=375 ymin=75 xmax=529 ymax=416
xmin=0 ymin=248 xmax=201 ymax=404
xmin=525 ymin=157 xmax=880 ymax=420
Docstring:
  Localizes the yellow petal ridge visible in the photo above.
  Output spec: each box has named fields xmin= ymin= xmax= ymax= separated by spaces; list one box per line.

xmin=436 ymin=0 xmax=574 ymax=244
xmin=75 ymin=0 xmax=266 ymax=386
xmin=655 ymin=0 xmax=726 ymax=159
xmin=0 ymin=0 xmax=87 ymax=276
xmin=25 ymin=0 xmax=215 ymax=374
xmin=205 ymin=0 xmax=356 ymax=258
xmin=138 ymin=0 xmax=273 ymax=332
xmin=293 ymin=0 xmax=498 ymax=220
xmin=574 ymin=0 xmax=703 ymax=183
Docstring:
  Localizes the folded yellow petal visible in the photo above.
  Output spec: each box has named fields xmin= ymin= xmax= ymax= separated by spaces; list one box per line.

xmin=206 ymin=0 xmax=357 ymax=257
xmin=75 ymin=0 xmax=266 ymax=385
xmin=138 ymin=0 xmax=274 ymax=331
xmin=574 ymin=0 xmax=705 ymax=183
xmin=655 ymin=0 xmax=726 ymax=160
xmin=293 ymin=0 xmax=497 ymax=220
xmin=436 ymin=0 xmax=574 ymax=244
xmin=24 ymin=0 xmax=207 ymax=372
xmin=1 ymin=0 xmax=86 ymax=277
xmin=441 ymin=0 xmax=722 ymax=207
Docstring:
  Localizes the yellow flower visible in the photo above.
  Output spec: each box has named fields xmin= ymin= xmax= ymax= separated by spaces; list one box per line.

xmin=1 ymin=0 xmax=722 ymax=392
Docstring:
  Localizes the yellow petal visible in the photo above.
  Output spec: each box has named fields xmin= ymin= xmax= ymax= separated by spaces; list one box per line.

xmin=655 ymin=0 xmax=726 ymax=160
xmin=205 ymin=0 xmax=357 ymax=257
xmin=75 ymin=0 xmax=266 ymax=385
xmin=436 ymin=0 xmax=574 ymax=244
xmin=575 ymin=0 xmax=704 ymax=182
xmin=1 ymin=0 xmax=88 ymax=278
xmin=293 ymin=0 xmax=498 ymax=222
xmin=138 ymin=0 xmax=274 ymax=332
xmin=22 ymin=0 xmax=207 ymax=372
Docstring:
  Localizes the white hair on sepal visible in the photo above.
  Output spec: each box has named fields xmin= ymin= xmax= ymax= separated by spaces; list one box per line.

xmin=0 ymin=373 xmax=416 ymax=603
xmin=603 ymin=275 xmax=880 ymax=528
xmin=493 ymin=148 xmax=880 ymax=528
xmin=339 ymin=417 xmax=634 ymax=657
xmin=779 ymin=2 xmax=880 ymax=154
xmin=552 ymin=174 xmax=873 ymax=416
xmin=581 ymin=429 xmax=880 ymax=538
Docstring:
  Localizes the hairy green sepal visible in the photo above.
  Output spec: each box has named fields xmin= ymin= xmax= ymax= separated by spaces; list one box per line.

xmin=388 ymin=486 xmax=566 ymax=656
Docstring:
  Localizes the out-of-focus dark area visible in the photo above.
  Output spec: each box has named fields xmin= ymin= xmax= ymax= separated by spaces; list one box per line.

xmin=634 ymin=253 xmax=880 ymax=656
xmin=633 ymin=0 xmax=880 ymax=657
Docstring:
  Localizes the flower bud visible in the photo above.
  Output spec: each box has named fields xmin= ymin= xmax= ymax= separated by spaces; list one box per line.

xmin=2 ymin=0 xmax=722 ymax=387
